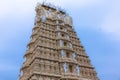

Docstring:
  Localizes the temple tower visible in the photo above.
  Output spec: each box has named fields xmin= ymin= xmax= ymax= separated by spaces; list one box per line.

xmin=19 ymin=3 xmax=99 ymax=80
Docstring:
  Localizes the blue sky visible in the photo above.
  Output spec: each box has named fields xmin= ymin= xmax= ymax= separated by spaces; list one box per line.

xmin=0 ymin=0 xmax=120 ymax=80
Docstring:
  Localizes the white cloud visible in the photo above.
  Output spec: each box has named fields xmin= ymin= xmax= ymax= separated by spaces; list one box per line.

xmin=0 ymin=1 xmax=119 ymax=80
xmin=0 ymin=0 xmax=119 ymax=40
xmin=0 ymin=0 xmax=104 ymax=17
xmin=0 ymin=0 xmax=106 ymax=40
xmin=0 ymin=0 xmax=34 ymax=17
xmin=100 ymin=0 xmax=120 ymax=41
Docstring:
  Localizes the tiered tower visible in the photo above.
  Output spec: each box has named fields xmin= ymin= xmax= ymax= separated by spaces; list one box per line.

xmin=19 ymin=3 xmax=99 ymax=80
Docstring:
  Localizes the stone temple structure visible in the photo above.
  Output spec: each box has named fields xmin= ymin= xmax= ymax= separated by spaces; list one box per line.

xmin=19 ymin=3 xmax=99 ymax=80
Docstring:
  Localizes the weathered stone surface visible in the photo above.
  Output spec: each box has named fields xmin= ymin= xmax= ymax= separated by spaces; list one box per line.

xmin=19 ymin=3 xmax=99 ymax=80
